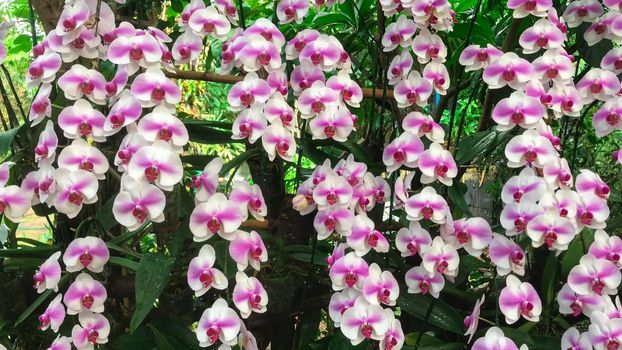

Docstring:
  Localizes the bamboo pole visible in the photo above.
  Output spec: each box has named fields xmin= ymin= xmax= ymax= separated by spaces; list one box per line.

xmin=165 ymin=69 xmax=394 ymax=99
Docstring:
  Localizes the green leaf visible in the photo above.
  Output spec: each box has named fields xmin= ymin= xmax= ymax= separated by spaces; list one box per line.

xmin=499 ymin=327 xmax=535 ymax=348
xmin=185 ymin=122 xmax=242 ymax=145
xmin=447 ymin=182 xmax=472 ymax=217
xmin=0 ymin=125 xmax=22 ymax=156
xmin=149 ymin=325 xmax=177 ymax=350
xmin=541 ymin=251 xmax=558 ymax=306
xmin=561 ymin=229 xmax=595 ymax=277
xmin=129 ymin=253 xmax=175 ymax=332
xmin=109 ymin=256 xmax=140 ymax=270
xmin=312 ymin=13 xmax=353 ymax=27
xmin=455 ymin=129 xmax=511 ymax=165
xmin=220 ymin=148 xmax=260 ymax=176
xmin=398 ymin=293 xmax=464 ymax=334
xmin=296 ymin=309 xmax=322 ymax=349
xmin=95 ymin=196 xmax=117 ymax=231
xmin=14 ymin=274 xmax=70 ymax=326
xmin=0 ymin=245 xmax=58 ymax=258
xmin=213 ymin=240 xmax=237 ymax=278
xmin=532 ymin=335 xmax=561 ymax=350
xmin=112 ymin=325 xmax=156 ymax=349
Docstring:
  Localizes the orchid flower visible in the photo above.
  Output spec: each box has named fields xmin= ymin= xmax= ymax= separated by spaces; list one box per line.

xmin=34 ymin=121 xmax=58 ymax=164
xmin=340 ymin=297 xmax=390 ymax=345
xmin=492 ymin=91 xmax=545 ymax=131
xmin=501 ymin=167 xmax=546 ymax=204
xmin=33 ymin=252 xmax=62 ymax=293
xmin=459 ymin=44 xmax=503 ymax=72
xmin=29 ymin=84 xmax=53 ymax=125
xmin=127 ymin=141 xmax=183 ymax=191
xmin=361 ymin=263 xmax=399 ymax=306
xmin=382 ymin=131 xmax=424 ymax=173
xmin=387 ymin=51 xmax=414 ymax=85
xmin=228 ymin=72 xmax=271 ymax=111
xmin=588 ymin=311 xmax=622 ymax=350
xmin=232 ymin=271 xmax=269 ymax=318
xmin=472 ymin=327 xmax=522 ymax=350
xmin=589 ymin=230 xmax=622 ymax=268
xmin=58 ymin=64 xmax=107 ymax=105
xmin=57 ymin=99 xmax=106 ymax=142
xmin=63 ymin=236 xmax=109 ymax=273
xmin=190 ymin=192 xmax=243 ymax=241
xmin=53 ymin=168 xmax=98 ymax=219
xmin=464 ymin=295 xmax=485 ymax=343
xmin=188 ymin=244 xmax=228 ymax=297
xmin=394 ymin=71 xmax=433 ymax=108
xmin=557 ymin=282 xmax=605 ymax=317
xmin=395 ymin=221 xmax=432 ymax=257
xmin=499 ymin=275 xmax=542 ymax=324
xmin=347 ymin=215 xmax=389 ymax=256
xmin=402 ymin=111 xmax=445 ymax=143
xmin=64 ymin=272 xmax=107 ymax=315
xmin=483 ymin=52 xmax=534 ymax=90
xmin=440 ymin=217 xmax=492 ymax=257
xmin=113 ymin=175 xmax=166 ymax=230
xmin=505 ymin=130 xmax=557 ymax=168
xmin=405 ymin=186 xmax=450 ymax=224
xmin=418 ymin=142 xmax=458 ymax=186
xmin=489 ymin=234 xmax=526 ymax=276
xmin=568 ymin=254 xmax=621 ymax=296
xmin=196 ymin=298 xmax=241 ymax=347
xmin=131 ymin=67 xmax=182 ymax=108
xmin=103 ymin=92 xmax=140 ymax=135
xmin=329 ymin=252 xmax=369 ymax=290
xmin=422 ymin=237 xmax=459 ymax=279
xmin=405 ymin=265 xmax=445 ymax=298
xmin=561 ymin=327 xmax=592 ymax=350
xmin=229 ymin=230 xmax=268 ymax=271
xmin=328 ymin=288 xmax=360 ymax=327
xmin=71 ymin=312 xmax=110 ymax=350
xmin=58 ymin=138 xmax=109 ymax=180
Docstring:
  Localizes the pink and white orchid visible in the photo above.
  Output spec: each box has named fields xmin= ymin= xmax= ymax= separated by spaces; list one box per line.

xmin=188 ymin=244 xmax=228 ymax=297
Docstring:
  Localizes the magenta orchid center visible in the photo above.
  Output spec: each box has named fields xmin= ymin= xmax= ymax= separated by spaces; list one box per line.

xmin=345 ymin=271 xmax=357 ymax=288
xmin=110 ymin=112 xmax=125 ymax=128
xmin=78 ymin=121 xmax=93 ymax=136
xmin=130 ymin=46 xmax=144 ymax=61
xmin=79 ymin=251 xmax=93 ymax=267
xmin=38 ymin=313 xmax=51 ymax=329
xmin=33 ymin=271 xmax=45 ymax=288
xmin=87 ymin=329 xmax=99 ymax=344
xmin=421 ymin=205 xmax=433 ymax=220
xmin=206 ymin=326 xmax=221 ymax=344
xmin=393 ymin=149 xmax=406 ymax=163
xmin=367 ymin=230 xmax=381 ymax=247
xmin=207 ymin=217 xmax=222 ymax=234
xmin=199 ymin=271 xmax=213 ymax=288
xmin=511 ymin=250 xmax=524 ymax=266
xmin=520 ymin=301 xmax=534 ymax=317
xmin=132 ymin=205 xmax=148 ymax=223
xmin=144 ymin=165 xmax=160 ymax=182
xmin=514 ymin=217 xmax=526 ymax=232
xmin=579 ymin=211 xmax=593 ymax=225
xmin=81 ymin=293 xmax=94 ymax=309
xmin=437 ymin=259 xmax=448 ymax=273
xmin=435 ymin=164 xmax=448 ymax=177
xmin=35 ymin=144 xmax=49 ymax=157
xmin=419 ymin=280 xmax=430 ymax=295
xmin=592 ymin=279 xmax=606 ymax=295
xmin=68 ymin=190 xmax=84 ymax=206
xmin=250 ymin=246 xmax=263 ymax=260
xmin=360 ymin=323 xmax=374 ymax=339
xmin=456 ymin=230 xmax=470 ymax=244
xmin=151 ymin=87 xmax=166 ymax=101
xmin=607 ymin=340 xmax=620 ymax=350
xmin=250 ymin=294 xmax=262 ymax=309
xmin=570 ymin=300 xmax=582 ymax=317
xmin=544 ymin=230 xmax=557 ymax=248
xmin=276 ymin=141 xmax=289 ymax=157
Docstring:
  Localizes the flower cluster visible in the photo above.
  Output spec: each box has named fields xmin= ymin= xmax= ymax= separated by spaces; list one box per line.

xmin=185 ymin=157 xmax=267 ymax=348
xmin=33 ymin=237 xmax=111 ymax=350
xmin=172 ymin=1 xmax=362 ymax=162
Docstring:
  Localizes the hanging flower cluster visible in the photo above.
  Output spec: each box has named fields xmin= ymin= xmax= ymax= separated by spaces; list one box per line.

xmin=461 ymin=0 xmax=622 ymax=347
xmin=186 ymin=157 xmax=268 ymax=348
xmin=172 ymin=0 xmax=362 ymax=162
xmin=32 ymin=236 xmax=111 ymax=350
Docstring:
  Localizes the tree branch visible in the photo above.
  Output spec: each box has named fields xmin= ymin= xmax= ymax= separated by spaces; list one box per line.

xmin=164 ymin=69 xmax=395 ymax=99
